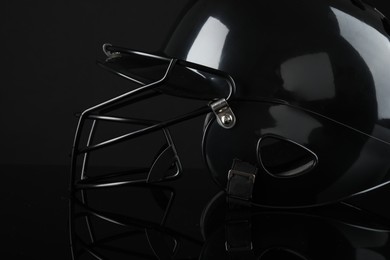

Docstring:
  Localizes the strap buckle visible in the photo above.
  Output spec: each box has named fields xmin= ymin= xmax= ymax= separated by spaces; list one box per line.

xmin=228 ymin=169 xmax=256 ymax=183
xmin=225 ymin=241 xmax=254 ymax=252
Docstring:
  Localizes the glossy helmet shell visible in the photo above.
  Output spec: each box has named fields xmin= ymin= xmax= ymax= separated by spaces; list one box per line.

xmin=158 ymin=0 xmax=390 ymax=207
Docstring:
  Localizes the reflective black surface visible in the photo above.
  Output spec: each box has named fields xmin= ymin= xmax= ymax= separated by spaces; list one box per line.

xmin=70 ymin=166 xmax=390 ymax=260
xmin=2 ymin=164 xmax=390 ymax=259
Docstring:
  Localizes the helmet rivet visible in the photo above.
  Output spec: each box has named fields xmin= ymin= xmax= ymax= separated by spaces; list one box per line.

xmin=221 ymin=114 xmax=233 ymax=125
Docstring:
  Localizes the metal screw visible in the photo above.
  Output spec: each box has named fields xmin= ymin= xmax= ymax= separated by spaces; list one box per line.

xmin=221 ymin=114 xmax=233 ymax=125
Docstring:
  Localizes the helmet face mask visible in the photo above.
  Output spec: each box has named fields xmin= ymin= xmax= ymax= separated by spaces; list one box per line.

xmin=71 ymin=0 xmax=390 ymax=208
xmin=70 ymin=45 xmax=236 ymax=190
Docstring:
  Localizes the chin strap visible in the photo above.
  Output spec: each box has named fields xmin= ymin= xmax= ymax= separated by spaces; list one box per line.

xmin=225 ymin=159 xmax=258 ymax=259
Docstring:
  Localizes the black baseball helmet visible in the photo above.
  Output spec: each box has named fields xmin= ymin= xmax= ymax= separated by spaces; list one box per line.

xmin=71 ymin=0 xmax=390 ymax=207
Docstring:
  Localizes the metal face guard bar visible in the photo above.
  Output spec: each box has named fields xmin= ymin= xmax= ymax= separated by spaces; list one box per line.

xmin=70 ymin=44 xmax=237 ymax=191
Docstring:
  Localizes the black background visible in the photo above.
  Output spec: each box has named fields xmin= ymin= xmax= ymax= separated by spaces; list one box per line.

xmin=1 ymin=0 xmax=193 ymax=166
xmin=2 ymin=0 xmax=390 ymax=258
